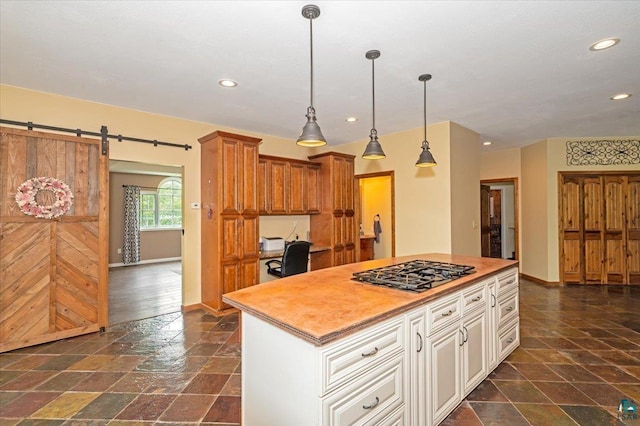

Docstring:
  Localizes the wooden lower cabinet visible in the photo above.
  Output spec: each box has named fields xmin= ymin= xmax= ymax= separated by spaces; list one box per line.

xmin=239 ymin=267 xmax=519 ymax=425
xmin=360 ymin=236 xmax=375 ymax=261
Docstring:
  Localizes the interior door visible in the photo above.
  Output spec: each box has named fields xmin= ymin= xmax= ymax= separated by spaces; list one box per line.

xmin=626 ymin=176 xmax=640 ymax=284
xmin=480 ymin=185 xmax=491 ymax=257
xmin=0 ymin=126 xmax=108 ymax=352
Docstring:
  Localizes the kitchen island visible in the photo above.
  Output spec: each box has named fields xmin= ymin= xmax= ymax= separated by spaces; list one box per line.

xmin=224 ymin=253 xmax=519 ymax=425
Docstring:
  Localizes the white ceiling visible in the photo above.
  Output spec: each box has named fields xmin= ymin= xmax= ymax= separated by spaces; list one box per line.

xmin=1 ymin=1 xmax=639 ymax=151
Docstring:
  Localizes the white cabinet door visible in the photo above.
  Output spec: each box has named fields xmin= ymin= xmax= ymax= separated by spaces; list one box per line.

xmin=405 ymin=308 xmax=426 ymax=426
xmin=429 ymin=322 xmax=462 ymax=426
xmin=462 ymin=307 xmax=488 ymax=396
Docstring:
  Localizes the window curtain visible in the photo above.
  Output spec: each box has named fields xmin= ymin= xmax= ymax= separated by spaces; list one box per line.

xmin=122 ymin=185 xmax=141 ymax=264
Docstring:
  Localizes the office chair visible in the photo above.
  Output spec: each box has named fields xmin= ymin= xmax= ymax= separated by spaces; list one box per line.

xmin=266 ymin=241 xmax=311 ymax=278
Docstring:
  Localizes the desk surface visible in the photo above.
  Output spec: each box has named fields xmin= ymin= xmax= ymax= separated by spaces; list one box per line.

xmin=259 ymin=245 xmax=331 ymax=260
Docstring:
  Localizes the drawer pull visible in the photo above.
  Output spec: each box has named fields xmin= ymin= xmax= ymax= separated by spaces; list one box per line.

xmin=361 ymin=347 xmax=379 ymax=357
xmin=506 ymin=337 xmax=514 ymax=343
xmin=459 ymin=329 xmax=465 ymax=346
xmin=417 ymin=332 xmax=423 ymax=353
xmin=491 ymin=294 xmax=496 ymax=308
xmin=471 ymin=296 xmax=482 ymax=302
xmin=506 ymin=306 xmax=514 ymax=312
xmin=505 ymin=278 xmax=515 ymax=285
xmin=441 ymin=310 xmax=454 ymax=317
xmin=363 ymin=396 xmax=379 ymax=410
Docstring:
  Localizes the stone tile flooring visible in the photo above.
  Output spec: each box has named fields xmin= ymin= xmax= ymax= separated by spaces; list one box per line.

xmin=1 ymin=279 xmax=639 ymax=425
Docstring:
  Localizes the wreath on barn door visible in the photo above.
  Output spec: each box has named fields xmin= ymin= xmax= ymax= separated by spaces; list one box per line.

xmin=15 ymin=177 xmax=74 ymax=219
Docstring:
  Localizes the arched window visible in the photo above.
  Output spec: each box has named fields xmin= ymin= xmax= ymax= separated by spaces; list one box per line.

xmin=140 ymin=177 xmax=182 ymax=229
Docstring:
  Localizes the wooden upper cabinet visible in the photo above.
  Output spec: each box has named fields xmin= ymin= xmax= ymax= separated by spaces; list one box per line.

xmin=258 ymin=155 xmax=322 ymax=215
xmin=307 ymin=164 xmax=321 ymax=214
xmin=241 ymin=141 xmax=259 ymax=214
xmin=258 ymin=158 xmax=269 ymax=214
xmin=269 ymin=159 xmax=288 ymax=214
xmin=221 ymin=139 xmax=240 ymax=213
xmin=289 ymin=162 xmax=306 ymax=214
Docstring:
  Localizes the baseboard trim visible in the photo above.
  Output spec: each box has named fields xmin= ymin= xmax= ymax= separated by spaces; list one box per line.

xmin=520 ymin=273 xmax=561 ymax=287
xmin=109 ymin=257 xmax=181 ymax=268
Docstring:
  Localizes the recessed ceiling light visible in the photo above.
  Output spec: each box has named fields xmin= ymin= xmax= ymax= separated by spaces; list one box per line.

xmin=345 ymin=117 xmax=358 ymax=123
xmin=589 ymin=38 xmax=620 ymax=51
xmin=610 ymin=93 xmax=631 ymax=100
xmin=218 ymin=79 xmax=238 ymax=88
xmin=483 ymin=141 xmax=492 ymax=146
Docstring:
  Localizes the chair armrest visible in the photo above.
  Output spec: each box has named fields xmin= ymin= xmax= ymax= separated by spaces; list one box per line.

xmin=265 ymin=259 xmax=282 ymax=269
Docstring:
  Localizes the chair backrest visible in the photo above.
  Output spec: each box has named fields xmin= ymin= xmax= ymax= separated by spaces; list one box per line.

xmin=280 ymin=241 xmax=311 ymax=277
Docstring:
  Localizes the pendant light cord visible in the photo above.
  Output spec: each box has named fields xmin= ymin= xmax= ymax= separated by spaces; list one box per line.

xmin=371 ymin=57 xmax=376 ymax=130
xmin=423 ymin=79 xmax=427 ymax=142
xmin=309 ymin=17 xmax=314 ymax=108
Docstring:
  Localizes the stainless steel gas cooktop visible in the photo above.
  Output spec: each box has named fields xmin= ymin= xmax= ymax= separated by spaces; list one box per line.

xmin=351 ymin=260 xmax=476 ymax=292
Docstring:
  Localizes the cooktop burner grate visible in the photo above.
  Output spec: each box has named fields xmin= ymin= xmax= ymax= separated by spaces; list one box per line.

xmin=352 ymin=260 xmax=476 ymax=292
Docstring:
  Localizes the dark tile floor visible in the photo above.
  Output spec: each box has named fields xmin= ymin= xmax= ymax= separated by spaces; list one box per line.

xmin=1 ymin=279 xmax=639 ymax=425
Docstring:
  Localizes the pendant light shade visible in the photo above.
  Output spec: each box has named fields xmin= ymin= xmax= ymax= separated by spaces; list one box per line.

xmin=297 ymin=4 xmax=326 ymax=147
xmin=362 ymin=50 xmax=385 ymax=160
xmin=415 ymin=74 xmax=437 ymax=168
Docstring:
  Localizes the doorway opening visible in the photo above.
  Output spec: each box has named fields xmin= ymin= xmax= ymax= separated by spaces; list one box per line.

xmin=480 ymin=178 xmax=518 ymax=260
xmin=356 ymin=171 xmax=396 ymax=260
xmin=108 ymin=159 xmax=184 ymax=325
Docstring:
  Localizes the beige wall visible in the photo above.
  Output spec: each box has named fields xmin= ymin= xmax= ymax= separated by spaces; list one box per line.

xmin=480 ymin=148 xmax=521 ymax=180
xmin=450 ymin=122 xmax=481 ymax=256
xmin=1 ymin=84 xmax=310 ymax=307
xmin=520 ymin=140 xmax=548 ymax=280
xmin=109 ymin=172 xmax=181 ymax=264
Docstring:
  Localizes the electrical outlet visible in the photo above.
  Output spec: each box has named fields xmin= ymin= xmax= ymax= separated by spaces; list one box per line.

xmin=117 ymin=248 xmax=122 ymax=254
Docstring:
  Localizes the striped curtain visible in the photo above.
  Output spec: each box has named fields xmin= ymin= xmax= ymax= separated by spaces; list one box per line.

xmin=122 ymin=185 xmax=141 ymax=264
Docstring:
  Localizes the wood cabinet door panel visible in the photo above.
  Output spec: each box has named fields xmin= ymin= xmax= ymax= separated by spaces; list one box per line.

xmin=333 ymin=216 xmax=344 ymax=248
xmin=221 ymin=139 xmax=240 ymax=213
xmin=462 ymin=310 xmax=487 ymax=396
xmin=240 ymin=258 xmax=259 ymax=289
xmin=605 ymin=236 xmax=625 ymax=283
xmin=269 ymin=160 xmax=288 ymax=214
xmin=241 ymin=142 xmax=258 ymax=214
xmin=258 ymin=158 xmax=268 ymax=214
xmin=429 ymin=323 xmax=462 ymax=425
xmin=344 ymin=159 xmax=354 ymax=211
xmin=242 ymin=216 xmax=259 ymax=258
xmin=307 ymin=165 xmax=321 ymax=213
xmin=221 ymin=262 xmax=239 ymax=309
xmin=289 ymin=163 xmax=306 ymax=214
xmin=221 ymin=216 xmax=241 ymax=260
xmin=332 ymin=157 xmax=344 ymax=211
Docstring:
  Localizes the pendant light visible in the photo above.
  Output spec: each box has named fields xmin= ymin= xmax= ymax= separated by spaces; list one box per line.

xmin=415 ymin=74 xmax=437 ymax=167
xmin=362 ymin=50 xmax=385 ymax=160
xmin=297 ymin=4 xmax=326 ymax=147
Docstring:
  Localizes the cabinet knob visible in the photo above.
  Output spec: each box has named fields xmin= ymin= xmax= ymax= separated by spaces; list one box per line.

xmin=362 ymin=396 xmax=379 ymax=410
xmin=417 ymin=332 xmax=423 ymax=353
xmin=471 ymin=296 xmax=482 ymax=302
xmin=506 ymin=306 xmax=514 ymax=312
xmin=491 ymin=294 xmax=496 ymax=308
xmin=361 ymin=347 xmax=379 ymax=357
xmin=441 ymin=310 xmax=453 ymax=317
xmin=506 ymin=337 xmax=514 ymax=344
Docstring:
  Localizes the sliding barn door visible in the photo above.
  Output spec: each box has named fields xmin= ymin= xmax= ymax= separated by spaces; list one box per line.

xmin=0 ymin=126 xmax=108 ymax=352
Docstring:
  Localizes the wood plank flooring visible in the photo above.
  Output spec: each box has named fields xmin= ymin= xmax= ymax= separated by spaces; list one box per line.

xmin=108 ymin=261 xmax=182 ymax=325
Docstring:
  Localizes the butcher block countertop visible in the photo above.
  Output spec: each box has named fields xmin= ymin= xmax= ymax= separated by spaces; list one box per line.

xmin=223 ymin=253 xmax=518 ymax=346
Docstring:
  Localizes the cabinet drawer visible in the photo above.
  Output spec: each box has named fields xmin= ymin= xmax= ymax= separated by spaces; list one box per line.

xmin=322 ymin=317 xmax=404 ymax=394
xmin=462 ymin=282 xmax=486 ymax=314
xmin=497 ymin=290 xmax=519 ymax=330
xmin=498 ymin=319 xmax=519 ymax=363
xmin=426 ymin=293 xmax=461 ymax=336
xmin=322 ymin=355 xmax=404 ymax=426
xmin=497 ymin=269 xmax=518 ymax=295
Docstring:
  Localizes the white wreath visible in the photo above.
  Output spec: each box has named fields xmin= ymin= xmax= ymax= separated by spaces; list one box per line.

xmin=15 ymin=177 xmax=74 ymax=219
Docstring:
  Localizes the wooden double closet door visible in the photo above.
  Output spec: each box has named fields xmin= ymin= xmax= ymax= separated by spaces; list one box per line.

xmin=560 ymin=172 xmax=640 ymax=284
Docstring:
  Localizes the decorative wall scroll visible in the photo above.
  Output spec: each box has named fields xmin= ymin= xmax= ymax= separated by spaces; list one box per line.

xmin=566 ymin=139 xmax=640 ymax=166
